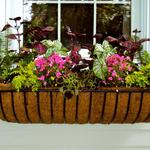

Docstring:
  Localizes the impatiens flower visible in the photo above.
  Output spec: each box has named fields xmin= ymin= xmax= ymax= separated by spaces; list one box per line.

xmin=35 ymin=52 xmax=72 ymax=86
xmin=106 ymin=54 xmax=133 ymax=85
xmin=108 ymin=77 xmax=113 ymax=81
xmin=118 ymin=77 xmax=123 ymax=81
xmin=56 ymin=72 xmax=62 ymax=78
xmin=38 ymin=75 xmax=45 ymax=81
xmin=108 ymin=67 xmax=113 ymax=72
xmin=112 ymin=70 xmax=117 ymax=77
xmin=34 ymin=57 xmax=47 ymax=71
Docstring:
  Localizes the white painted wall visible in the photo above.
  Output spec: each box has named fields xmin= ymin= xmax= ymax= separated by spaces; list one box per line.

xmin=0 ymin=0 xmax=150 ymax=150
xmin=0 ymin=121 xmax=150 ymax=150
xmin=132 ymin=0 xmax=150 ymax=51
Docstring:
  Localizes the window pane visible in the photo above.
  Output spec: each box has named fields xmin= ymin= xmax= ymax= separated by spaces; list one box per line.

xmin=24 ymin=3 xmax=57 ymax=46
xmin=61 ymin=4 xmax=93 ymax=46
xmin=97 ymin=4 xmax=131 ymax=41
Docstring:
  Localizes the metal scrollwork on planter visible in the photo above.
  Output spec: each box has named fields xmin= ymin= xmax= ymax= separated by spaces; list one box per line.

xmin=0 ymin=84 xmax=150 ymax=124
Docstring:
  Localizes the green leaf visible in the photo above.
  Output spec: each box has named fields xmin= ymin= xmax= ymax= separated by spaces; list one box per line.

xmin=53 ymin=40 xmax=62 ymax=51
xmin=93 ymin=59 xmax=107 ymax=80
xmin=42 ymin=40 xmax=68 ymax=57
xmin=45 ymin=48 xmax=53 ymax=58
xmin=92 ymin=40 xmax=116 ymax=80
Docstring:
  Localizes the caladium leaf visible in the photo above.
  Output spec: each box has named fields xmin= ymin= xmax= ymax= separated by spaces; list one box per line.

xmin=45 ymin=48 xmax=53 ymax=58
xmin=93 ymin=59 xmax=107 ymax=80
xmin=53 ymin=40 xmax=62 ymax=51
xmin=42 ymin=40 xmax=68 ymax=57
xmin=93 ymin=40 xmax=116 ymax=80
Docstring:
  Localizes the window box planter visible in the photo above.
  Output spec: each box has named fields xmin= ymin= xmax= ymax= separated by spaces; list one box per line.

xmin=0 ymin=83 xmax=150 ymax=124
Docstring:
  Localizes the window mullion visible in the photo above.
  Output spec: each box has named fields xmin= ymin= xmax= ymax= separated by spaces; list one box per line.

xmin=58 ymin=0 xmax=61 ymax=41
xmin=93 ymin=0 xmax=97 ymax=44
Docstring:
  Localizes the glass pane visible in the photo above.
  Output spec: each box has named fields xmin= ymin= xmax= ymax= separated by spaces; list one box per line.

xmin=61 ymin=4 xmax=93 ymax=47
xmin=24 ymin=3 xmax=57 ymax=46
xmin=97 ymin=4 xmax=131 ymax=42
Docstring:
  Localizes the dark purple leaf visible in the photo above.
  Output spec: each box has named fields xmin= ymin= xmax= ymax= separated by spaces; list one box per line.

xmin=120 ymin=41 xmax=140 ymax=52
xmin=1 ymin=23 xmax=12 ymax=32
xmin=105 ymin=36 xmax=119 ymax=43
xmin=76 ymin=33 xmax=86 ymax=37
xmin=70 ymin=47 xmax=81 ymax=64
xmin=9 ymin=50 xmax=16 ymax=52
xmin=133 ymin=29 xmax=141 ymax=33
xmin=66 ymin=26 xmax=76 ymax=37
xmin=67 ymin=32 xmax=76 ymax=37
xmin=6 ymin=34 xmax=17 ymax=39
xmin=139 ymin=38 xmax=150 ymax=44
xmin=20 ymin=20 xmax=31 ymax=25
xmin=64 ymin=91 xmax=73 ymax=99
xmin=34 ymin=43 xmax=47 ymax=54
xmin=42 ymin=26 xmax=54 ymax=32
xmin=118 ymin=34 xmax=129 ymax=41
xmin=93 ymin=33 xmax=103 ymax=39
xmin=9 ymin=17 xmax=21 ymax=21
xmin=72 ymin=64 xmax=88 ymax=72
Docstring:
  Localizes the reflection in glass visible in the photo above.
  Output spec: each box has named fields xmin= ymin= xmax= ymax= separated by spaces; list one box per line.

xmin=61 ymin=4 xmax=93 ymax=46
xmin=97 ymin=4 xmax=131 ymax=42
xmin=24 ymin=3 xmax=57 ymax=46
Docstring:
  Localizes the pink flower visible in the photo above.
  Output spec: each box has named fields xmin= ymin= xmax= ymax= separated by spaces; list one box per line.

xmin=108 ymin=67 xmax=113 ymax=72
xmin=65 ymin=56 xmax=71 ymax=62
xmin=118 ymin=77 xmax=123 ymax=81
xmin=108 ymin=77 xmax=113 ymax=81
xmin=128 ymin=66 xmax=132 ymax=71
xmin=56 ymin=72 xmax=62 ymax=78
xmin=112 ymin=70 xmax=117 ymax=77
xmin=102 ymin=80 xmax=106 ymax=85
xmin=34 ymin=57 xmax=47 ymax=69
xmin=38 ymin=75 xmax=45 ymax=81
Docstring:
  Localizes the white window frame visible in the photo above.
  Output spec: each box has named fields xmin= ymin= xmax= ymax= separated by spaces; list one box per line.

xmin=1 ymin=0 xmax=150 ymax=51
xmin=23 ymin=0 xmax=131 ymax=44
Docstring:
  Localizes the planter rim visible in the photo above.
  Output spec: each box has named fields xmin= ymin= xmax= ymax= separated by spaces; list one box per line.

xmin=0 ymin=83 xmax=150 ymax=92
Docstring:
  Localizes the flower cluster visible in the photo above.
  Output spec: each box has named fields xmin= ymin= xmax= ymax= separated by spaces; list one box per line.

xmin=34 ymin=52 xmax=71 ymax=86
xmin=105 ymin=54 xmax=133 ymax=85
